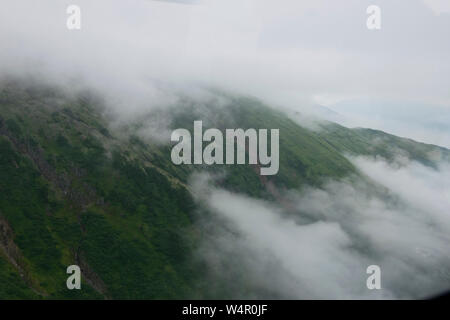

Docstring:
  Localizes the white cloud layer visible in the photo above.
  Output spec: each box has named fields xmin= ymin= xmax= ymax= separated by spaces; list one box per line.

xmin=1 ymin=0 xmax=449 ymax=109
xmin=191 ymin=157 xmax=450 ymax=299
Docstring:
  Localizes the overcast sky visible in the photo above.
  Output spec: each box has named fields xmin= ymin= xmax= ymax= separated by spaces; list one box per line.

xmin=1 ymin=0 xmax=449 ymax=145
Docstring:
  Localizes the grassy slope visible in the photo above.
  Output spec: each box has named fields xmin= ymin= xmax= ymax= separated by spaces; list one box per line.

xmin=318 ymin=122 xmax=450 ymax=167
xmin=0 ymin=83 xmax=448 ymax=299
xmin=0 ymin=83 xmax=197 ymax=299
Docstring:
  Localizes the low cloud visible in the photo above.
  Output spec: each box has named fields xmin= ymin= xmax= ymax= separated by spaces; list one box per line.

xmin=191 ymin=156 xmax=450 ymax=299
xmin=1 ymin=0 xmax=450 ymax=118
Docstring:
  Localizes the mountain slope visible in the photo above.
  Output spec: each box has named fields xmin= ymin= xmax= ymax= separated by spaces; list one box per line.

xmin=318 ymin=122 xmax=450 ymax=167
xmin=0 ymin=81 xmax=448 ymax=299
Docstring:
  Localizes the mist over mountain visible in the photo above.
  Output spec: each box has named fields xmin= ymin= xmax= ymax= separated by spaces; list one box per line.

xmin=327 ymin=99 xmax=450 ymax=149
xmin=0 ymin=81 xmax=449 ymax=299
xmin=1 ymin=0 xmax=449 ymax=300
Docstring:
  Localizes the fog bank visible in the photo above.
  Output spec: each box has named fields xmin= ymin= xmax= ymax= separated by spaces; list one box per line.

xmin=191 ymin=157 xmax=450 ymax=299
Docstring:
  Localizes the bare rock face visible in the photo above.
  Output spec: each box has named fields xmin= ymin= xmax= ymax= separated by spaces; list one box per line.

xmin=0 ymin=214 xmax=22 ymax=270
xmin=0 ymin=214 xmax=48 ymax=296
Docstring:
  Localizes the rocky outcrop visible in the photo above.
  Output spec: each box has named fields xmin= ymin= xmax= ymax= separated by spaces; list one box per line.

xmin=74 ymin=248 xmax=110 ymax=299
xmin=0 ymin=213 xmax=46 ymax=296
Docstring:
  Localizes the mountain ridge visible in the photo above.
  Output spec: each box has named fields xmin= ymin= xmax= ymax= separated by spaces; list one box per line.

xmin=0 ymin=81 xmax=448 ymax=299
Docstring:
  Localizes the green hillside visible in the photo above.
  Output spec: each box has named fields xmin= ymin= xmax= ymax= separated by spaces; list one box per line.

xmin=0 ymin=81 xmax=448 ymax=299
xmin=318 ymin=122 xmax=450 ymax=167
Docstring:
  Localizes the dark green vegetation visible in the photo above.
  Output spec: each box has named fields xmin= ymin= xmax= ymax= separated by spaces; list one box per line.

xmin=0 ymin=81 xmax=448 ymax=299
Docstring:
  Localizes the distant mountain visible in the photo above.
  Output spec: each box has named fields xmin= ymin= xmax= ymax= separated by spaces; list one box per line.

xmin=328 ymin=99 xmax=450 ymax=149
xmin=0 ymin=81 xmax=449 ymax=299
